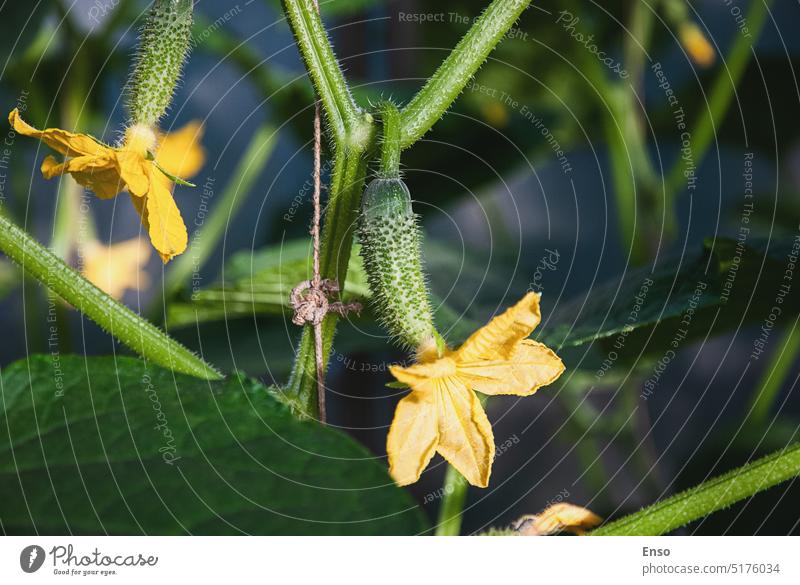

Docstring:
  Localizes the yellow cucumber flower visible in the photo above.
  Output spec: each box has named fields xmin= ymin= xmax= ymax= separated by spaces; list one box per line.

xmin=387 ymin=292 xmax=565 ymax=487
xmin=81 ymin=237 xmax=151 ymax=300
xmin=8 ymin=109 xmax=205 ymax=263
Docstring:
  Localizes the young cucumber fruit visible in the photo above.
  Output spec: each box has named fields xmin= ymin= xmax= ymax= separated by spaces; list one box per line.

xmin=128 ymin=0 xmax=193 ymax=127
xmin=358 ymin=177 xmax=437 ymax=351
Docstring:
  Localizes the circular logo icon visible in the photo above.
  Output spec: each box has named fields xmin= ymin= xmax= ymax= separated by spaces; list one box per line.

xmin=19 ymin=545 xmax=46 ymax=573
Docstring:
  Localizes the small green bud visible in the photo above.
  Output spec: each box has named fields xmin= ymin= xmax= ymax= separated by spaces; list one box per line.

xmin=128 ymin=0 xmax=193 ymax=127
xmin=358 ymin=177 xmax=436 ymax=350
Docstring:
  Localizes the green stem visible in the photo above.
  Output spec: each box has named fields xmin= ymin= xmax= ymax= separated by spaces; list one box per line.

xmin=0 ymin=213 xmax=222 ymax=380
xmin=283 ymin=148 xmax=370 ymax=416
xmin=665 ymin=0 xmax=773 ymax=195
xmin=745 ymin=321 xmax=800 ymax=428
xmin=161 ymin=122 xmax=277 ymax=300
xmin=282 ymin=0 xmax=366 ymax=145
xmin=399 ymin=0 xmax=531 ymax=149
xmin=378 ymin=101 xmax=401 ymax=178
xmin=436 ymin=465 xmax=469 ymax=536
xmin=590 ymin=443 xmax=800 ymax=535
xmin=576 ymin=46 xmax=645 ymax=261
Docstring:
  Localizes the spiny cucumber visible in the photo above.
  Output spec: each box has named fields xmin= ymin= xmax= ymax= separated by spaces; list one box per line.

xmin=128 ymin=0 xmax=193 ymax=127
xmin=358 ymin=176 xmax=436 ymax=351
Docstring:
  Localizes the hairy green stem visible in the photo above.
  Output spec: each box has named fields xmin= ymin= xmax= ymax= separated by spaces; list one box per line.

xmin=283 ymin=148 xmax=369 ymax=416
xmin=436 ymin=466 xmax=469 ymax=536
xmin=745 ymin=321 xmax=800 ymax=428
xmin=665 ymin=0 xmax=773 ymax=194
xmin=399 ymin=0 xmax=531 ymax=148
xmin=591 ymin=443 xmax=800 ymax=535
xmin=282 ymin=0 xmax=367 ymax=145
xmin=0 ymin=213 xmax=222 ymax=380
xmin=161 ymin=122 xmax=277 ymax=301
xmin=378 ymin=102 xmax=401 ymax=178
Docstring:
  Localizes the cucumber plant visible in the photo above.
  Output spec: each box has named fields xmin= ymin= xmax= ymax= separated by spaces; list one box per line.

xmin=283 ymin=0 xmax=533 ymax=415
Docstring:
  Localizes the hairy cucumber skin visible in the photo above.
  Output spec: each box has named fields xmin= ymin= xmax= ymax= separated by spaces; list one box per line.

xmin=128 ymin=0 xmax=193 ymax=126
xmin=358 ymin=178 xmax=435 ymax=350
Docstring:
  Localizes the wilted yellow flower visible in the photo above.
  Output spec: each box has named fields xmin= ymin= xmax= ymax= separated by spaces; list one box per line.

xmin=387 ymin=292 xmax=565 ymax=487
xmin=512 ymin=503 xmax=602 ymax=536
xmin=8 ymin=109 xmax=204 ymax=263
xmin=679 ymin=23 xmax=715 ymax=68
xmin=81 ymin=237 xmax=151 ymax=300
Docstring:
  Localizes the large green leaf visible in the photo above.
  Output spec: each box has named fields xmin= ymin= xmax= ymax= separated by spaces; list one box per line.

xmin=0 ymin=355 xmax=428 ymax=535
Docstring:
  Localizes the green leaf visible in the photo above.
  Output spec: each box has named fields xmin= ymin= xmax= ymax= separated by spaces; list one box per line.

xmin=167 ymin=239 xmax=370 ymax=327
xmin=0 ymin=355 xmax=429 ymax=535
xmin=542 ymin=237 xmax=800 ymax=352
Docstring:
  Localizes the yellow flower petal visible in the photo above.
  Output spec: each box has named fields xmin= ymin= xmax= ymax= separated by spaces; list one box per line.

xmin=41 ymin=154 xmax=126 ymax=199
xmin=389 ymin=356 xmax=457 ymax=390
xmin=116 ymin=149 xmax=151 ymax=197
xmin=10 ymin=108 xmax=146 ymax=200
xmin=155 ymin=121 xmax=205 ymax=180
xmin=458 ymin=339 xmax=565 ymax=396
xmin=386 ymin=293 xmax=564 ymax=488
xmin=386 ymin=390 xmax=439 ymax=486
xmin=512 ymin=503 xmax=602 ymax=536
xmin=130 ymin=173 xmax=188 ymax=263
xmin=9 ymin=108 xmax=107 ymax=158
xmin=435 ymin=377 xmax=494 ymax=488
xmin=81 ymin=238 xmax=151 ymax=300
xmin=455 ymin=291 xmax=542 ymax=363
xmin=10 ymin=109 xmax=198 ymax=263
